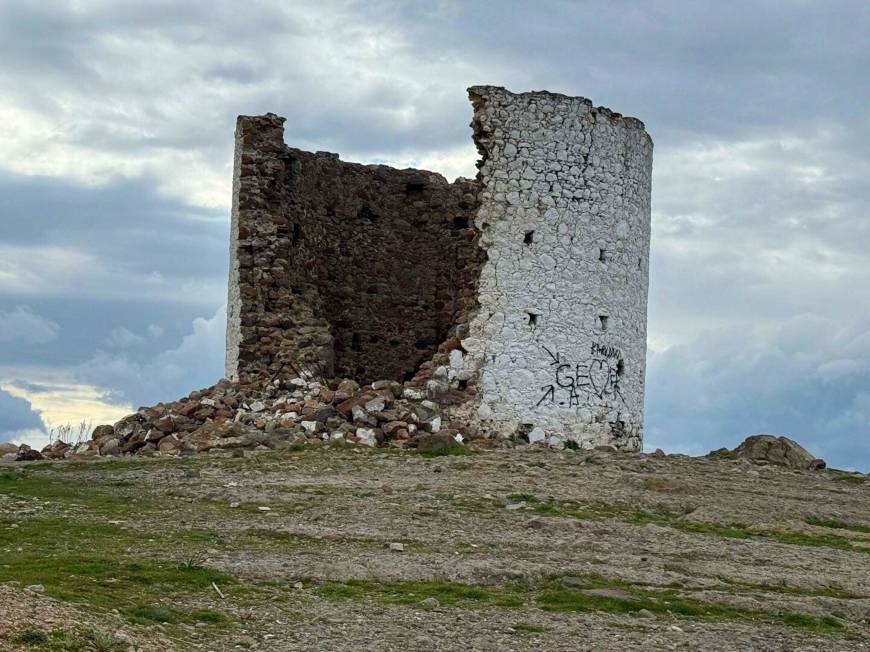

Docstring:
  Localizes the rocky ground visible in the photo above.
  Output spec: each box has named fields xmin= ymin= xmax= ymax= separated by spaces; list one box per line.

xmin=1 ymin=443 xmax=868 ymax=651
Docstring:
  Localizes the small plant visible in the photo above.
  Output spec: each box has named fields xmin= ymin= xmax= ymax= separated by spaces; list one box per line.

xmin=511 ymin=622 xmax=547 ymax=633
xmin=12 ymin=627 xmax=125 ymax=651
xmin=46 ymin=420 xmax=93 ymax=446
xmin=180 ymin=552 xmax=208 ymax=570
xmin=13 ymin=628 xmax=49 ymax=645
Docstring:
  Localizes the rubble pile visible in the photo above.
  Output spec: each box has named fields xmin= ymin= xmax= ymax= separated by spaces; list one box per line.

xmin=12 ymin=369 xmax=480 ymax=461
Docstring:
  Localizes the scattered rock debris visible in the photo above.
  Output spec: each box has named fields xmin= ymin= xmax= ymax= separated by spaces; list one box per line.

xmin=18 ymin=372 xmax=487 ymax=461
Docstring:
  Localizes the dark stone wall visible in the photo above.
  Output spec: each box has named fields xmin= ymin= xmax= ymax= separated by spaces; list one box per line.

xmin=228 ymin=114 xmax=483 ymax=386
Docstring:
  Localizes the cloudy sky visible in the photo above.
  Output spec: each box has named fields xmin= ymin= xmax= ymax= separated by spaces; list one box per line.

xmin=1 ymin=0 xmax=868 ymax=470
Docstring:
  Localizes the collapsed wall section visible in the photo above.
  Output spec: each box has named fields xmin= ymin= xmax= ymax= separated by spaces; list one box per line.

xmin=458 ymin=86 xmax=653 ymax=450
xmin=226 ymin=114 xmax=483 ymax=386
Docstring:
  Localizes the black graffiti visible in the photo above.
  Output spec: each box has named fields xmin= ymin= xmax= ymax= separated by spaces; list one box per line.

xmin=591 ymin=343 xmax=621 ymax=359
xmin=536 ymin=345 xmax=626 ymax=407
xmin=542 ymin=345 xmax=560 ymax=365
xmin=536 ymin=384 xmax=555 ymax=406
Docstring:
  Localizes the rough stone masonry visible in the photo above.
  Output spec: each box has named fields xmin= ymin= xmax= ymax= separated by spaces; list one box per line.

xmin=226 ymin=85 xmax=652 ymax=450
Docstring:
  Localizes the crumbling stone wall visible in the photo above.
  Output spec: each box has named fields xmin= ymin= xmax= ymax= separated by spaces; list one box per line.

xmin=458 ymin=87 xmax=653 ymax=451
xmin=226 ymin=85 xmax=652 ymax=450
xmin=226 ymin=114 xmax=484 ymax=386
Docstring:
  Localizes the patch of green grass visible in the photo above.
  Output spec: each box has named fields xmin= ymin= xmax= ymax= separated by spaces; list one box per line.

xmin=420 ymin=444 xmax=476 ymax=458
xmin=317 ymin=579 xmax=524 ymax=607
xmin=315 ymin=577 xmax=846 ymax=633
xmin=0 ymin=516 xmax=239 ymax=631
xmin=24 ymin=457 xmax=180 ymax=473
xmin=275 ymin=484 xmax=346 ymax=496
xmin=494 ymin=493 xmax=869 ymax=555
xmin=767 ymin=529 xmax=864 ymax=551
xmin=712 ymin=576 xmax=863 ymax=600
xmin=507 ymin=493 xmax=541 ymax=504
xmin=834 ymin=475 xmax=866 ymax=485
xmin=542 ymin=576 xmax=846 ymax=633
xmin=511 ymin=623 xmax=547 ymax=633
xmin=806 ymin=517 xmax=870 ymax=534
xmin=779 ymin=611 xmax=843 ymax=630
xmin=237 ymin=527 xmax=428 ymax=555
xmin=124 ymin=603 xmax=229 ymax=626
xmin=238 ymin=528 xmax=325 ymax=549
xmin=537 ymin=585 xmax=749 ymax=621
xmin=0 ymin=468 xmax=154 ymax=517
xmin=11 ymin=627 xmax=126 ymax=651
xmin=821 ymin=615 xmax=845 ymax=629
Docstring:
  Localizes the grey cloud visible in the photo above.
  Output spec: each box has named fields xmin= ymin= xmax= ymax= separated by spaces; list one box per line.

xmin=0 ymin=172 xmax=227 ymax=304
xmin=0 ymin=306 xmax=59 ymax=344
xmin=0 ymin=296 xmax=213 ymax=369
xmin=0 ymin=387 xmax=45 ymax=437
xmin=75 ymin=305 xmax=226 ymax=408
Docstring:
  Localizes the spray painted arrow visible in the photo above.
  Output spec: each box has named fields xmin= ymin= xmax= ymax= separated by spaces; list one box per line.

xmin=536 ymin=384 xmax=555 ymax=406
xmin=542 ymin=345 xmax=560 ymax=365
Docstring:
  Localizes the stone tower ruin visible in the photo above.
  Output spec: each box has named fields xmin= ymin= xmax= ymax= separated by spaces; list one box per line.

xmin=226 ymin=86 xmax=652 ymax=450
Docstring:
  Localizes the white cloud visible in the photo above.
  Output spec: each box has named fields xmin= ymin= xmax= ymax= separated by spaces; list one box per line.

xmin=105 ymin=327 xmax=144 ymax=348
xmin=147 ymin=324 xmax=164 ymax=338
xmin=648 ymin=129 xmax=870 ymax=350
xmin=0 ymin=242 xmax=224 ymax=305
xmin=76 ymin=305 xmax=226 ymax=407
xmin=0 ymin=2 xmax=491 ymax=210
xmin=364 ymin=142 xmax=478 ymax=183
xmin=0 ymin=305 xmax=59 ymax=343
xmin=2 ymin=427 xmax=47 ymax=450
xmin=1 ymin=377 xmax=130 ymax=431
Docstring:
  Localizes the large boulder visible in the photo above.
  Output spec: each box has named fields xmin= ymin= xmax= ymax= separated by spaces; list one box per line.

xmin=722 ymin=434 xmax=821 ymax=470
xmin=91 ymin=424 xmax=115 ymax=442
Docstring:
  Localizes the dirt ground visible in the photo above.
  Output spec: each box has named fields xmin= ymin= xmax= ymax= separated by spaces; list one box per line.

xmin=1 ymin=445 xmax=868 ymax=651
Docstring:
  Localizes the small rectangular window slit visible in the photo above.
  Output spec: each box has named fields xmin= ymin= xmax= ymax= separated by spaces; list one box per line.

xmin=524 ymin=231 xmax=534 ymax=244
xmin=527 ymin=312 xmax=538 ymax=327
xmin=598 ymin=315 xmax=608 ymax=331
xmin=598 ymin=248 xmax=607 ymax=262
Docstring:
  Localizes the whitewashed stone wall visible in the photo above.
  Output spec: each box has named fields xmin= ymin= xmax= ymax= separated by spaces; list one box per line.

xmin=459 ymin=86 xmax=653 ymax=450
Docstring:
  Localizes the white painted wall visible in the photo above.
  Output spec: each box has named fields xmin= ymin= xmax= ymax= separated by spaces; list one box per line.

xmin=460 ymin=87 xmax=653 ymax=450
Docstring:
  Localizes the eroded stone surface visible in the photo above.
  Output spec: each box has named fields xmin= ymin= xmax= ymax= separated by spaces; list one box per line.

xmin=460 ymin=86 xmax=652 ymax=450
xmin=226 ymin=114 xmax=483 ymax=386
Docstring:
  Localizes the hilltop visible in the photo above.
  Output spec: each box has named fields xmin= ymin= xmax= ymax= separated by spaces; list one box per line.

xmin=1 ymin=444 xmax=868 ymax=651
